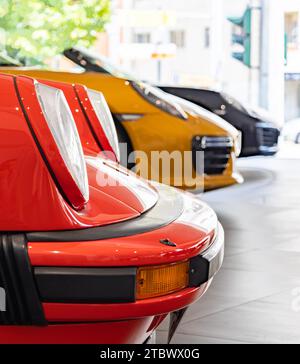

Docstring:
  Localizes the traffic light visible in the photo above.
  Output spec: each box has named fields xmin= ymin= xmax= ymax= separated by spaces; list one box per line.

xmin=228 ymin=7 xmax=252 ymax=67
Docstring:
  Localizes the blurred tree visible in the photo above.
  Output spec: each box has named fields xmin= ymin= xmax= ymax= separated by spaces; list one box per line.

xmin=0 ymin=0 xmax=110 ymax=64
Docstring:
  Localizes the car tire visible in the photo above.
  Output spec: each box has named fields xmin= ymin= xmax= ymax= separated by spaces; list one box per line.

xmin=114 ymin=118 xmax=135 ymax=169
xmin=296 ymin=133 xmax=300 ymax=144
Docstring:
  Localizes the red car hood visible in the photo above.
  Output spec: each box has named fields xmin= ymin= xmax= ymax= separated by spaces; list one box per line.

xmin=85 ymin=156 xmax=158 ymax=215
xmin=0 ymin=73 xmax=158 ymax=231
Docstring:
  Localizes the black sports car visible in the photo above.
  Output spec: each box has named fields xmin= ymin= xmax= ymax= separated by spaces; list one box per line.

xmin=160 ymin=87 xmax=280 ymax=157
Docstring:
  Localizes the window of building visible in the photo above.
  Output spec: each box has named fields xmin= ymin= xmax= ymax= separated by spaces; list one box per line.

xmin=204 ymin=27 xmax=210 ymax=48
xmin=170 ymin=30 xmax=186 ymax=48
xmin=133 ymin=32 xmax=151 ymax=44
xmin=285 ymin=12 xmax=299 ymax=49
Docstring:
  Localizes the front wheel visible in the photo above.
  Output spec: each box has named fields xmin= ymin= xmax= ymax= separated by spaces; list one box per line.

xmin=295 ymin=133 xmax=300 ymax=144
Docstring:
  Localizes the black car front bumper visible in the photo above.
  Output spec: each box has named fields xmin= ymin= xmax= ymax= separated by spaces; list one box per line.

xmin=241 ymin=123 xmax=280 ymax=157
xmin=256 ymin=123 xmax=280 ymax=156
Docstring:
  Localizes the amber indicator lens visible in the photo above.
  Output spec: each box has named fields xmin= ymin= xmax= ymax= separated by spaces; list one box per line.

xmin=136 ymin=261 xmax=190 ymax=300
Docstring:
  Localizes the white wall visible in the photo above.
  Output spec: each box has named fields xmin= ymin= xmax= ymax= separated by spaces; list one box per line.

xmin=113 ymin=0 xmax=216 ymax=85
xmin=106 ymin=0 xmax=289 ymax=123
xmin=260 ymin=0 xmax=285 ymax=125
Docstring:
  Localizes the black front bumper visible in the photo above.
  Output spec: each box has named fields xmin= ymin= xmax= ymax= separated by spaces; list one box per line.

xmin=241 ymin=123 xmax=280 ymax=157
xmin=256 ymin=123 xmax=280 ymax=156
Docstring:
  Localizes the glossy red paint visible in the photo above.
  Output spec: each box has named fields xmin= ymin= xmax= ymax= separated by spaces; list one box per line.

xmin=38 ymin=78 xmax=158 ymax=212
xmin=29 ymin=223 xmax=213 ymax=268
xmin=37 ymin=79 xmax=101 ymax=155
xmin=0 ymin=74 xmax=69 ymax=231
xmin=27 ymin=188 xmax=215 ymax=335
xmin=0 ymin=317 xmax=158 ymax=344
xmin=74 ymin=83 xmax=117 ymax=160
xmin=38 ymin=78 xmax=118 ymax=161
xmin=16 ymin=75 xmax=89 ymax=210
xmin=0 ymin=73 xmax=157 ymax=231
xmin=33 ymin=77 xmax=159 ymax=216
xmin=0 ymin=73 xmax=222 ymax=344
xmin=42 ymin=285 xmax=210 ymax=323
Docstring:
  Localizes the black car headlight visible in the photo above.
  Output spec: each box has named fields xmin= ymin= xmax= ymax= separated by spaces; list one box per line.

xmin=131 ymin=81 xmax=188 ymax=120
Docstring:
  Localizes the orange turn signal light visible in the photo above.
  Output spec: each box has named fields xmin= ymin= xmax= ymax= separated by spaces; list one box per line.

xmin=136 ymin=261 xmax=190 ymax=300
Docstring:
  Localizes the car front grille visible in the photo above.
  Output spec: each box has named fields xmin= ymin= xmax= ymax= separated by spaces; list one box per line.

xmin=192 ymin=136 xmax=233 ymax=175
xmin=257 ymin=124 xmax=280 ymax=148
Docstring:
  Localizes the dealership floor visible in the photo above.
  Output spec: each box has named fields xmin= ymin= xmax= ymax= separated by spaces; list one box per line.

xmin=157 ymin=144 xmax=300 ymax=344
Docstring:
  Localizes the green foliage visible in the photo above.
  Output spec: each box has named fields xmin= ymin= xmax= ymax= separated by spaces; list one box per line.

xmin=0 ymin=0 xmax=111 ymax=64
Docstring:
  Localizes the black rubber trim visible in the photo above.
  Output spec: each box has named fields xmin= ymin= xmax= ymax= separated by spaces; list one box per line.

xmin=0 ymin=234 xmax=46 ymax=326
xmin=34 ymin=267 xmax=136 ymax=303
xmin=26 ymin=184 xmax=184 ymax=242
xmin=189 ymin=255 xmax=210 ymax=287
xmin=189 ymin=225 xmax=224 ymax=287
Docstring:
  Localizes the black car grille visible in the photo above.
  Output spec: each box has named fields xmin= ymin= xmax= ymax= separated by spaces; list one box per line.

xmin=192 ymin=136 xmax=233 ymax=175
xmin=257 ymin=125 xmax=279 ymax=148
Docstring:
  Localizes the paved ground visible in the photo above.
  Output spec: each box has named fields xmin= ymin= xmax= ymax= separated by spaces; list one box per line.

xmin=158 ymin=146 xmax=300 ymax=344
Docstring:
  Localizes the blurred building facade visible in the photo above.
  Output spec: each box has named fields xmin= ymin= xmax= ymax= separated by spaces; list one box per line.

xmin=93 ymin=0 xmax=299 ymax=124
xmin=284 ymin=0 xmax=300 ymax=121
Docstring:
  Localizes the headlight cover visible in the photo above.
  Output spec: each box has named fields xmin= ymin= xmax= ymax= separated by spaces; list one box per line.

xmin=131 ymin=81 xmax=188 ymax=120
xmin=35 ymin=82 xmax=89 ymax=209
xmin=86 ymin=88 xmax=120 ymax=161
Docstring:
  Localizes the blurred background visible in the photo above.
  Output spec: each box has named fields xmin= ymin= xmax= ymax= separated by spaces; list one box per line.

xmin=1 ymin=0 xmax=300 ymax=154
xmin=60 ymin=0 xmax=297 ymax=128
xmin=1 ymin=1 xmax=300 ymax=344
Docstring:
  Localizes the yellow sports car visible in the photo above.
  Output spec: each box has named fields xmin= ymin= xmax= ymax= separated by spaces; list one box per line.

xmin=0 ymin=47 xmax=243 ymax=190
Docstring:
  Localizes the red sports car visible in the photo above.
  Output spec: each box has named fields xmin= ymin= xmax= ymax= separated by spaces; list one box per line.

xmin=0 ymin=74 xmax=224 ymax=344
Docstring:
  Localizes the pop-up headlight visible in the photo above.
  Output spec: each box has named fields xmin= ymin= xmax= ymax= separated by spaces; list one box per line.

xmin=34 ymin=82 xmax=89 ymax=209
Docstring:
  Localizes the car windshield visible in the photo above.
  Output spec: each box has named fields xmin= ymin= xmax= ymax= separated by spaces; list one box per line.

xmin=0 ymin=52 xmax=22 ymax=66
xmin=221 ymin=92 xmax=249 ymax=114
xmin=64 ymin=47 xmax=137 ymax=81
